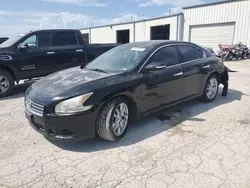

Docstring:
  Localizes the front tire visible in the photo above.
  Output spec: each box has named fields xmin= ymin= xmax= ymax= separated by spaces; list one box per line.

xmin=201 ymin=75 xmax=219 ymax=102
xmin=97 ymin=98 xmax=129 ymax=142
xmin=0 ymin=70 xmax=15 ymax=98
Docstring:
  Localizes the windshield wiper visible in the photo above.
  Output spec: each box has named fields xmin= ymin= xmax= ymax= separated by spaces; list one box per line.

xmin=87 ymin=68 xmax=108 ymax=73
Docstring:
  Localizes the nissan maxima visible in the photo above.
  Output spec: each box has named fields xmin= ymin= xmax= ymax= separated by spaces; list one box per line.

xmin=25 ymin=41 xmax=229 ymax=142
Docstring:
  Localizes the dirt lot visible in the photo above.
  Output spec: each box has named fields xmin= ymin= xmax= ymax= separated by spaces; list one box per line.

xmin=1 ymin=60 xmax=250 ymax=188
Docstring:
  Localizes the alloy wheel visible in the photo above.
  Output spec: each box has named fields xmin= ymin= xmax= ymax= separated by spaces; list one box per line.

xmin=206 ymin=77 xmax=218 ymax=100
xmin=0 ymin=75 xmax=10 ymax=94
xmin=112 ymin=103 xmax=129 ymax=136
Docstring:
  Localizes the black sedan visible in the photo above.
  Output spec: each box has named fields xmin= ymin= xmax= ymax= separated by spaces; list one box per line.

xmin=25 ymin=41 xmax=229 ymax=142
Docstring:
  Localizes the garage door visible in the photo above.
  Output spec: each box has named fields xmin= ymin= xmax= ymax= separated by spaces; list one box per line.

xmin=190 ymin=23 xmax=235 ymax=50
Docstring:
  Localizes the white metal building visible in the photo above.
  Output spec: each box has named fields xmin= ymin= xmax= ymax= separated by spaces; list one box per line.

xmin=80 ymin=14 xmax=184 ymax=44
xmin=183 ymin=0 xmax=250 ymax=51
xmin=80 ymin=0 xmax=250 ymax=51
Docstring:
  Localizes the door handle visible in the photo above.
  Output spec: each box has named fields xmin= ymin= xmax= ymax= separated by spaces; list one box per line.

xmin=202 ymin=64 xmax=211 ymax=69
xmin=173 ymin=72 xmax=183 ymax=77
xmin=76 ymin=49 xmax=83 ymax=52
xmin=156 ymin=65 xmax=166 ymax=69
xmin=47 ymin=51 xmax=55 ymax=55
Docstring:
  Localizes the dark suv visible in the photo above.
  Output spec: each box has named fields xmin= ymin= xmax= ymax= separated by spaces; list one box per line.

xmin=0 ymin=29 xmax=118 ymax=97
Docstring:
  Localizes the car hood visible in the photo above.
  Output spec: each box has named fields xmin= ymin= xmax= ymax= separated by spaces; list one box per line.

xmin=29 ymin=67 xmax=120 ymax=101
xmin=0 ymin=47 xmax=14 ymax=55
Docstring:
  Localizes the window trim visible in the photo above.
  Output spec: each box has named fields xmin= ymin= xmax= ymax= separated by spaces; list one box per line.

xmin=138 ymin=43 xmax=206 ymax=73
xmin=75 ymin=32 xmax=80 ymax=45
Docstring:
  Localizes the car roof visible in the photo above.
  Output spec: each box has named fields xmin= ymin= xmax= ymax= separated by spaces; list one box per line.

xmin=124 ymin=40 xmax=201 ymax=49
xmin=28 ymin=29 xmax=79 ymax=33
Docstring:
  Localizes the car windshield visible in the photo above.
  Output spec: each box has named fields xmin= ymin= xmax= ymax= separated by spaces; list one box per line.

xmin=0 ymin=35 xmax=22 ymax=48
xmin=86 ymin=43 xmax=151 ymax=72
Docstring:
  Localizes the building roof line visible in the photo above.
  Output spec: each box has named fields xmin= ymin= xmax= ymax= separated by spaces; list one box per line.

xmin=183 ymin=0 xmax=247 ymax=9
xmin=80 ymin=13 xmax=183 ymax=30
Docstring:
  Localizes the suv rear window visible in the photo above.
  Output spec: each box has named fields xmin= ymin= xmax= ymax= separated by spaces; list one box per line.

xmin=52 ymin=31 xmax=78 ymax=46
xmin=178 ymin=45 xmax=204 ymax=63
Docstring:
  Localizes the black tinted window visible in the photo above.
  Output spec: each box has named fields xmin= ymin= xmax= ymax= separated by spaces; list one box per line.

xmin=178 ymin=45 xmax=204 ymax=63
xmin=52 ymin=32 xmax=77 ymax=46
xmin=149 ymin=46 xmax=178 ymax=66
xmin=38 ymin=32 xmax=51 ymax=48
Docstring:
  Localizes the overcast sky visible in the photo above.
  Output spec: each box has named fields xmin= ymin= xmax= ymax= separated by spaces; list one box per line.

xmin=1 ymin=0 xmax=219 ymax=37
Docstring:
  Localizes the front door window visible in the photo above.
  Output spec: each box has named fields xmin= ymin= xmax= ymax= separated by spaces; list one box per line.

xmin=147 ymin=46 xmax=178 ymax=67
xmin=21 ymin=35 xmax=37 ymax=48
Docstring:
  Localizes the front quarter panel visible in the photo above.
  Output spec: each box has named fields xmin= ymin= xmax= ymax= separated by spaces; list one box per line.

xmin=0 ymin=60 xmax=20 ymax=81
xmin=0 ymin=47 xmax=20 ymax=79
xmin=84 ymin=72 xmax=149 ymax=117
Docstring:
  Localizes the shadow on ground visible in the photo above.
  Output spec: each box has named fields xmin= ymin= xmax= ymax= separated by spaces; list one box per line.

xmin=0 ymin=82 xmax=33 ymax=101
xmin=50 ymin=88 xmax=246 ymax=152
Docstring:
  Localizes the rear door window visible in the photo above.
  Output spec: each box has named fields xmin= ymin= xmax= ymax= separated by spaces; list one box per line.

xmin=37 ymin=32 xmax=52 ymax=48
xmin=52 ymin=31 xmax=78 ymax=46
xmin=178 ymin=45 xmax=204 ymax=63
xmin=148 ymin=46 xmax=178 ymax=67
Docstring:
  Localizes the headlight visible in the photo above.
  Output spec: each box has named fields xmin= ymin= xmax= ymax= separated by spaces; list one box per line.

xmin=55 ymin=93 xmax=93 ymax=115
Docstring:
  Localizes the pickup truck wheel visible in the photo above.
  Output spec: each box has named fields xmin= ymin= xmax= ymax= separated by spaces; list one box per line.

xmin=0 ymin=70 xmax=14 ymax=98
xmin=97 ymin=98 xmax=129 ymax=142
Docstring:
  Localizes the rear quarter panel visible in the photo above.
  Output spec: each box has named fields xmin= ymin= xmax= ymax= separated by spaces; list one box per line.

xmin=198 ymin=56 xmax=225 ymax=95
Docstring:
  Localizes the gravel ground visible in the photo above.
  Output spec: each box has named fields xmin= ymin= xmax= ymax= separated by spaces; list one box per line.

xmin=0 ymin=60 xmax=250 ymax=188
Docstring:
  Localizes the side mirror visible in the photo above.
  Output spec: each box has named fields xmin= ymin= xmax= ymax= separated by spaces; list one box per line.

xmin=18 ymin=44 xmax=28 ymax=52
xmin=141 ymin=62 xmax=166 ymax=73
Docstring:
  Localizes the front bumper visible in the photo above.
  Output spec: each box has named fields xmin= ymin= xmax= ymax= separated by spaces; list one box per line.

xmin=25 ymin=108 xmax=98 ymax=141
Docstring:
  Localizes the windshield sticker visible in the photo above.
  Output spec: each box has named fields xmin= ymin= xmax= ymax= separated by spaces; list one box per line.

xmin=131 ymin=47 xmax=145 ymax=52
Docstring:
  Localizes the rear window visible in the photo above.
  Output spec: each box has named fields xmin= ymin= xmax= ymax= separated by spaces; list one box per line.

xmin=52 ymin=31 xmax=78 ymax=46
xmin=178 ymin=45 xmax=204 ymax=63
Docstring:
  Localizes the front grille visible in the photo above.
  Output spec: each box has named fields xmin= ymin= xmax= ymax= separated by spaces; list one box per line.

xmin=25 ymin=97 xmax=44 ymax=116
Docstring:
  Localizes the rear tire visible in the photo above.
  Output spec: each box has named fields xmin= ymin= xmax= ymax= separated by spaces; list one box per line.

xmin=0 ymin=70 xmax=15 ymax=98
xmin=201 ymin=74 xmax=218 ymax=102
xmin=96 ymin=98 xmax=129 ymax=142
